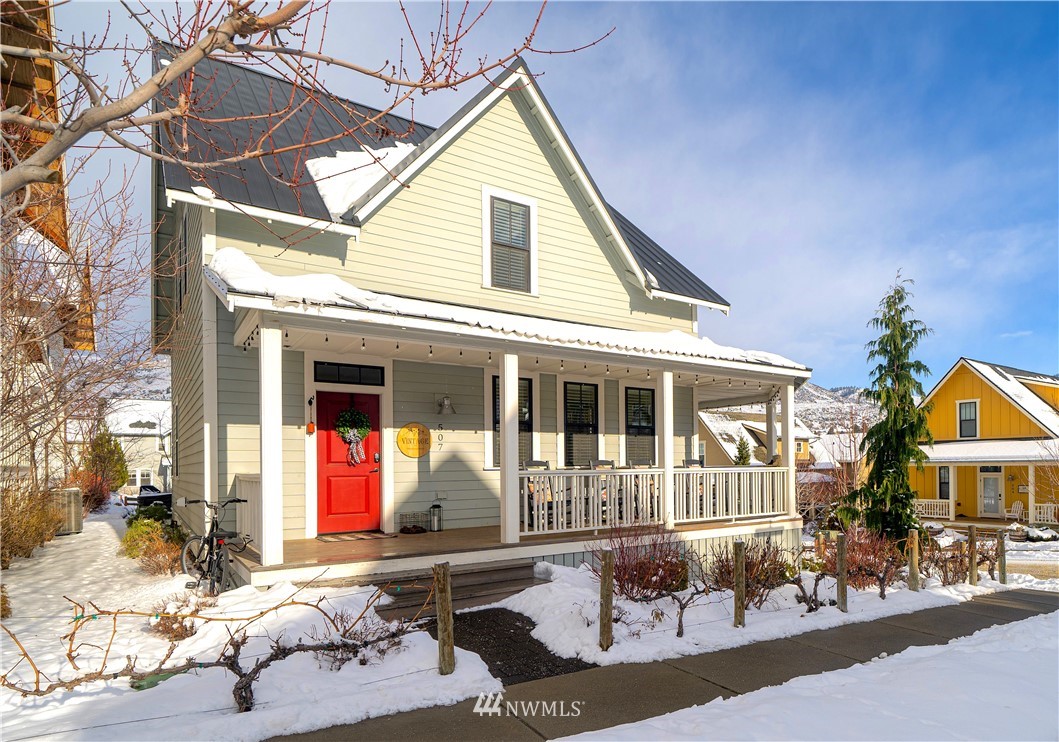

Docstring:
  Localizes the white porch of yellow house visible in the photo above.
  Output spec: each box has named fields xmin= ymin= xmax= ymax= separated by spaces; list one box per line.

xmin=913 ymin=440 xmax=1059 ymax=525
xmin=210 ymin=281 xmax=808 ymax=580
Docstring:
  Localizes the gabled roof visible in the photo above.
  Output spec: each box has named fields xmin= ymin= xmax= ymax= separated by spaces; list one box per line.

xmin=156 ymin=53 xmax=729 ymax=311
xmin=921 ymin=358 xmax=1059 ymax=438
xmin=698 ymin=411 xmax=764 ymax=465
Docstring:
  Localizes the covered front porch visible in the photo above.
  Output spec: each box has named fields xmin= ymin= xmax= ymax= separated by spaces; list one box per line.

xmin=205 ymin=257 xmax=810 ymax=576
xmin=912 ymin=441 xmax=1059 ymax=525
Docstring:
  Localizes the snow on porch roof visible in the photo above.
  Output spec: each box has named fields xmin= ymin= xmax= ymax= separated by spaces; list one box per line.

xmin=206 ymin=247 xmax=807 ymax=374
xmin=919 ymin=439 xmax=1058 ymax=464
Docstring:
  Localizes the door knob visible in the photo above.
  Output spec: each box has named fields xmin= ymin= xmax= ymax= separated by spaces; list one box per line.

xmin=370 ymin=468 xmax=380 ymax=473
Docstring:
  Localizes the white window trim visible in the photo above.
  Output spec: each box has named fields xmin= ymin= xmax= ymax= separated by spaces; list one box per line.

xmin=303 ymin=350 xmax=394 ymax=539
xmin=481 ymin=185 xmax=539 ymax=296
xmin=618 ymin=378 xmax=660 ymax=467
xmin=482 ymin=368 xmax=541 ymax=470
xmin=557 ymin=375 xmax=606 ymax=468
xmin=956 ymin=398 xmax=980 ymax=439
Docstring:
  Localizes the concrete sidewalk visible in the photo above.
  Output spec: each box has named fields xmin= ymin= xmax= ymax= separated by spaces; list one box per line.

xmin=273 ymin=589 xmax=1058 ymax=742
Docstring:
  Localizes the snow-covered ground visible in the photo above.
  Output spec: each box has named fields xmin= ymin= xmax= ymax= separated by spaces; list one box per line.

xmin=1 ymin=505 xmax=498 ymax=741
xmin=500 ymin=563 xmax=1059 ymax=666
xmin=563 ymin=612 xmax=1059 ymax=741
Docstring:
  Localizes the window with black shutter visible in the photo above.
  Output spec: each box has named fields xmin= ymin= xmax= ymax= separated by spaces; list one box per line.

xmin=491 ymin=197 xmax=530 ymax=292
xmin=564 ymin=382 xmax=598 ymax=467
xmin=492 ymin=377 xmax=533 ymax=467
xmin=625 ymin=387 xmax=655 ymax=465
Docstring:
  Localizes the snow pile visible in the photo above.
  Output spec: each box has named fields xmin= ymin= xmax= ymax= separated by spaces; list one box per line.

xmin=305 ymin=141 xmax=417 ymax=219
xmin=2 ymin=506 xmax=498 ymax=741
xmin=564 ymin=612 xmax=1059 ymax=741
xmin=207 ymin=247 xmax=806 ymax=370
xmin=500 ymin=563 xmax=1058 ymax=667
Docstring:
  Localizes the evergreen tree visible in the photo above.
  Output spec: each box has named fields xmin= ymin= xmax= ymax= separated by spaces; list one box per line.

xmin=79 ymin=426 xmax=129 ymax=510
xmin=839 ymin=275 xmax=933 ymax=539
xmin=735 ymin=437 xmax=752 ymax=466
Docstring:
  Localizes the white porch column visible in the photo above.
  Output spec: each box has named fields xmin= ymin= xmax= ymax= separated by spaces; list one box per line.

xmin=1029 ymin=464 xmax=1036 ymax=522
xmin=500 ymin=352 xmax=520 ymax=544
xmin=765 ymin=398 xmax=778 ymax=462
xmin=661 ymin=370 xmax=675 ymax=528
xmin=949 ymin=466 xmax=957 ymax=522
xmin=781 ymin=383 xmax=797 ymax=518
xmin=259 ymin=323 xmax=284 ymax=567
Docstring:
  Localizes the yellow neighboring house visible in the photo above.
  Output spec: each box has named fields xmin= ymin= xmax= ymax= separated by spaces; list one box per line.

xmin=910 ymin=358 xmax=1059 ymax=524
xmin=697 ymin=411 xmax=814 ymax=466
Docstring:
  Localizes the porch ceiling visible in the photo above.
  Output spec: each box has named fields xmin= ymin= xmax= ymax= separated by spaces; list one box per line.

xmin=239 ymin=318 xmax=788 ymax=402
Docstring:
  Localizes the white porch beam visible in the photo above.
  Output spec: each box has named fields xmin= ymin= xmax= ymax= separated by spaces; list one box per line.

xmin=500 ymin=353 xmax=520 ymax=544
xmin=1029 ymin=464 xmax=1036 ymax=522
xmin=259 ymin=323 xmax=285 ymax=567
xmin=661 ymin=370 xmax=676 ymax=528
xmin=781 ymin=383 xmax=797 ymax=518
xmin=765 ymin=399 xmax=778 ymax=463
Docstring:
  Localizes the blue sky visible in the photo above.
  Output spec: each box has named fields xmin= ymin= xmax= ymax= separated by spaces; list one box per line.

xmin=58 ymin=2 xmax=1058 ymax=389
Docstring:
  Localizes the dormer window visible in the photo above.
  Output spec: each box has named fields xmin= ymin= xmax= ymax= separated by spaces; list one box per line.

xmin=958 ymin=400 xmax=978 ymax=438
xmin=482 ymin=186 xmax=537 ymax=294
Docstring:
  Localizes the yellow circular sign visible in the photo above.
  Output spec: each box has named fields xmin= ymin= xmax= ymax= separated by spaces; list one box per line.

xmin=397 ymin=423 xmax=431 ymax=458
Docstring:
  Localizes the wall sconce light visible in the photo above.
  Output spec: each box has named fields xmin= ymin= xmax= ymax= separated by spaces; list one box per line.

xmin=437 ymin=395 xmax=456 ymax=415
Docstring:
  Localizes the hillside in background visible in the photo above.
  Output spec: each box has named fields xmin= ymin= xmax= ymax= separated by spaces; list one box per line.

xmin=795 ymin=383 xmax=880 ymax=434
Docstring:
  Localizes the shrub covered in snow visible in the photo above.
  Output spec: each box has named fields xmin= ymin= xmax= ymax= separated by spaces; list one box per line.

xmin=149 ymin=592 xmax=217 ymax=640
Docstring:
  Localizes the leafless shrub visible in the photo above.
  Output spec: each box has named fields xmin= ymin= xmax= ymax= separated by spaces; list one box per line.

xmin=823 ymin=526 xmax=902 ymax=598
xmin=590 ymin=522 xmax=687 ymax=602
xmin=0 ymin=486 xmax=64 ymax=569
xmin=137 ymin=533 xmax=183 ymax=576
xmin=704 ymin=541 xmax=792 ymax=610
xmin=149 ymin=592 xmax=217 ymax=641
xmin=1 ymin=585 xmax=9 ymax=619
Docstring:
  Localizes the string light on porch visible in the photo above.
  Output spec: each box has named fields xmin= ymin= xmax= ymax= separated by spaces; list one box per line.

xmin=646 ymin=369 xmax=651 ymax=380
xmin=429 ymin=345 xmax=433 ymax=358
xmin=606 ymin=365 xmax=610 ymax=375
xmin=325 ymin=334 xmax=329 ymax=343
xmin=560 ymin=360 xmax=564 ymax=372
xmin=488 ymin=351 xmax=492 ymax=362
xmin=361 ymin=337 xmax=366 ymax=351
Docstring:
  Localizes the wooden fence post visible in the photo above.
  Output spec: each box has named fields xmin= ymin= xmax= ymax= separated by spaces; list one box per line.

xmin=433 ymin=562 xmax=455 ymax=675
xmin=998 ymin=531 xmax=1007 ymax=585
xmin=815 ymin=531 xmax=825 ymax=559
xmin=599 ymin=549 xmax=614 ymax=651
xmin=836 ymin=533 xmax=848 ymax=613
xmin=967 ymin=526 xmax=978 ymax=586
xmin=733 ymin=540 xmax=746 ymax=628
xmin=907 ymin=528 xmax=920 ymax=592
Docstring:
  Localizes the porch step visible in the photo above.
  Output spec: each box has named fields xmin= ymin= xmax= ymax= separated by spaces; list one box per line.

xmin=367 ymin=559 xmax=543 ymax=622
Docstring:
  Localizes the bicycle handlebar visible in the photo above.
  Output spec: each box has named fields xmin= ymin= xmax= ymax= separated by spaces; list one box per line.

xmin=180 ymin=498 xmax=247 ymax=509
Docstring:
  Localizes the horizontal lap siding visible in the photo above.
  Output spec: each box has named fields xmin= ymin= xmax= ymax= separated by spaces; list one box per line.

xmin=539 ymin=374 xmax=557 ymax=465
xmin=171 ymin=204 xmax=206 ymax=535
xmin=214 ymin=93 xmax=693 ymax=334
xmin=674 ymin=386 xmax=696 ymax=461
xmin=215 ymin=307 xmax=306 ymax=539
xmin=393 ymin=361 xmax=497 ymax=528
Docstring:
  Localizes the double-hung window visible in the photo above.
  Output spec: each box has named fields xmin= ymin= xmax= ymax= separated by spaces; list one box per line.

xmin=564 ymin=382 xmax=598 ymax=467
xmin=625 ymin=387 xmax=655 ymax=465
xmin=492 ymin=377 xmax=533 ymax=467
xmin=958 ymin=401 xmax=978 ymax=439
xmin=938 ymin=466 xmax=950 ymax=500
xmin=490 ymin=197 xmax=531 ymax=292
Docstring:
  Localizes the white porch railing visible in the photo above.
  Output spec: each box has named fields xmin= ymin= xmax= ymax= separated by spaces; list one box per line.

xmin=673 ymin=467 xmax=786 ymax=524
xmin=914 ymin=499 xmax=951 ymax=520
xmin=1032 ymin=503 xmax=1058 ymax=524
xmin=235 ymin=474 xmax=263 ymax=547
xmin=519 ymin=469 xmax=664 ymax=535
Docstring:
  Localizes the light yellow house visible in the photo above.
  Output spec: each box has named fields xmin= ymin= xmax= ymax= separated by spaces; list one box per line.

xmin=153 ymin=56 xmax=811 ymax=586
xmin=911 ymin=358 xmax=1059 ymax=524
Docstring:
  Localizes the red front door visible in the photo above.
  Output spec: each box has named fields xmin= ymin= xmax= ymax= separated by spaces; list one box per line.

xmin=317 ymin=391 xmax=381 ymax=533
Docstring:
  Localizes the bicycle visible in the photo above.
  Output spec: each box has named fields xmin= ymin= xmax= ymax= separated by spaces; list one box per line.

xmin=178 ymin=497 xmax=252 ymax=595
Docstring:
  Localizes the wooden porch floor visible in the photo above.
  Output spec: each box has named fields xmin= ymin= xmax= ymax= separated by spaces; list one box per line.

xmin=234 ymin=520 xmax=776 ymax=574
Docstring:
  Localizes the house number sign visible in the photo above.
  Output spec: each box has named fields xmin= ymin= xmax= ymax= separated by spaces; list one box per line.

xmin=397 ymin=422 xmax=431 ymax=458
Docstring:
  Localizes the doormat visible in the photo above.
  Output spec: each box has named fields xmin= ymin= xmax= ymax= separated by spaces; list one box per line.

xmin=317 ymin=531 xmax=397 ymax=543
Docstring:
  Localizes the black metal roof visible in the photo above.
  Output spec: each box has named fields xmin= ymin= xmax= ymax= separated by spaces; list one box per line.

xmin=157 ymin=53 xmax=728 ymax=309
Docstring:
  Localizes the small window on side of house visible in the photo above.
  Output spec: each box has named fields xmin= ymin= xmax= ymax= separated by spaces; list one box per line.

xmin=490 ymin=197 xmax=531 ymax=292
xmin=958 ymin=401 xmax=977 ymax=438
xmin=938 ymin=466 xmax=950 ymax=500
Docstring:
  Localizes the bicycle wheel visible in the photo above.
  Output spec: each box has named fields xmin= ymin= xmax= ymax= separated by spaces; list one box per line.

xmin=180 ymin=536 xmax=208 ymax=580
xmin=208 ymin=544 xmax=231 ymax=595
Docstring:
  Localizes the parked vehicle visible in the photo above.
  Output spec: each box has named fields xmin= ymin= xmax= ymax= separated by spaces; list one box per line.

xmin=127 ymin=484 xmax=172 ymax=510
